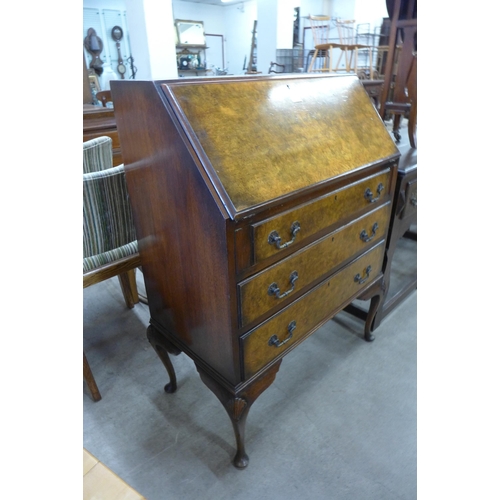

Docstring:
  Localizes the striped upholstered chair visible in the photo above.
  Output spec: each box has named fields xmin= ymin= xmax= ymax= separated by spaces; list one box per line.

xmin=83 ymin=136 xmax=142 ymax=401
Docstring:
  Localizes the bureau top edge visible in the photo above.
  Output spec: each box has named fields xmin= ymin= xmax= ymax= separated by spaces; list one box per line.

xmin=156 ymin=75 xmax=399 ymax=221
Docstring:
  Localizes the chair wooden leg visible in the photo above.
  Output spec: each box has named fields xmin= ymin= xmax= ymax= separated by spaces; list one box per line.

xmin=308 ymin=49 xmax=318 ymax=72
xmin=345 ymin=49 xmax=351 ymax=72
xmin=408 ymin=102 xmax=417 ymax=148
xmin=334 ymin=51 xmax=343 ymax=73
xmin=83 ymin=352 xmax=102 ymax=402
xmin=118 ymin=269 xmax=139 ymax=309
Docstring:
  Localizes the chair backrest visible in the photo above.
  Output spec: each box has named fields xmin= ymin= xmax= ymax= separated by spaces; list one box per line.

xmin=96 ymin=90 xmax=113 ymax=108
xmin=83 ymin=164 xmax=137 ymax=270
xmin=83 ymin=136 xmax=114 ymax=174
xmin=308 ymin=15 xmax=332 ymax=47
xmin=335 ymin=19 xmax=357 ymax=45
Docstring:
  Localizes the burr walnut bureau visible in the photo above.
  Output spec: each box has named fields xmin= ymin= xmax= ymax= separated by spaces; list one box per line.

xmin=111 ymin=74 xmax=400 ymax=468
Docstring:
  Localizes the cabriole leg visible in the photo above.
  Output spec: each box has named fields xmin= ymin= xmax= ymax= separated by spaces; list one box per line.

xmin=196 ymin=360 xmax=282 ymax=469
xmin=364 ymin=293 xmax=382 ymax=342
xmin=146 ymin=324 xmax=178 ymax=393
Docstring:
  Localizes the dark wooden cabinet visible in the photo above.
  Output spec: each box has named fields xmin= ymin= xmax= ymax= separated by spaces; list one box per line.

xmin=111 ymin=74 xmax=400 ymax=468
xmin=373 ymin=143 xmax=416 ymax=328
xmin=345 ymin=125 xmax=416 ymax=332
xmin=83 ymin=105 xmax=122 ymax=166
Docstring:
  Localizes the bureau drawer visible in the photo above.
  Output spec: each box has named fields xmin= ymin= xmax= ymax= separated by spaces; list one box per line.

xmin=251 ymin=169 xmax=391 ymax=263
xmin=241 ymin=242 xmax=385 ymax=379
xmin=239 ymin=203 xmax=391 ymax=327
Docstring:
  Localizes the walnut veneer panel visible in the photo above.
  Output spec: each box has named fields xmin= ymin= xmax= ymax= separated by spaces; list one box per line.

xmin=162 ymin=75 xmax=398 ymax=213
xmin=239 ymin=203 xmax=391 ymax=327
xmin=251 ymin=169 xmax=392 ymax=263
xmin=242 ymin=242 xmax=385 ymax=378
xmin=111 ymin=75 xmax=400 ymax=469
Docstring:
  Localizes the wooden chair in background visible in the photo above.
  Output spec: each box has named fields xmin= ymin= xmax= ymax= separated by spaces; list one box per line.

xmin=378 ymin=0 xmax=417 ymax=147
xmin=307 ymin=16 xmax=374 ymax=79
xmin=96 ymin=90 xmax=113 ymax=108
xmin=307 ymin=15 xmax=335 ymax=72
xmin=83 ymin=136 xmax=143 ymax=401
xmin=334 ymin=19 xmax=374 ymax=79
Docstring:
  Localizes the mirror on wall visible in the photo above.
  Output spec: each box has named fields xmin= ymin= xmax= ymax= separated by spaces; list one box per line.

xmin=175 ymin=20 xmax=206 ymax=46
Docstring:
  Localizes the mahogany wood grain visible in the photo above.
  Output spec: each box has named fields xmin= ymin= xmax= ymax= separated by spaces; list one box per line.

xmin=110 ymin=74 xmax=400 ymax=468
xmin=111 ymin=80 xmax=240 ymax=385
xmin=146 ymin=325 xmax=177 ymax=393
xmin=197 ymin=359 xmax=282 ymax=469
xmin=83 ymin=106 xmax=123 ymax=166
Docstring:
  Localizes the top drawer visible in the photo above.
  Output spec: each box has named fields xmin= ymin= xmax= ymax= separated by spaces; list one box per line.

xmin=251 ymin=169 xmax=391 ymax=263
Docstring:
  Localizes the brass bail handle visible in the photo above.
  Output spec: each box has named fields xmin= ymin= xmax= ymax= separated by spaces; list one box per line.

xmin=364 ymin=183 xmax=384 ymax=203
xmin=354 ymin=265 xmax=372 ymax=285
xmin=268 ymin=271 xmax=299 ymax=299
xmin=359 ymin=222 xmax=379 ymax=242
xmin=268 ymin=321 xmax=297 ymax=348
xmin=268 ymin=221 xmax=301 ymax=249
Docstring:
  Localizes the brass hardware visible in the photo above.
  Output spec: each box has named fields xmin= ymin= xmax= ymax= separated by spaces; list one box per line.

xmin=268 ymin=221 xmax=301 ymax=249
xmin=364 ymin=183 xmax=384 ymax=203
xmin=268 ymin=321 xmax=296 ymax=348
xmin=354 ymin=265 xmax=372 ymax=285
xmin=268 ymin=271 xmax=299 ymax=299
xmin=360 ymin=222 xmax=379 ymax=242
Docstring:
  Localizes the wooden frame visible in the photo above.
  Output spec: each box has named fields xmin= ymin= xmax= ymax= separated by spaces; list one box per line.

xmin=175 ymin=19 xmax=206 ymax=47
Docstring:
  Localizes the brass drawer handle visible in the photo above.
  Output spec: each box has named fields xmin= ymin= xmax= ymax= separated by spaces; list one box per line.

xmin=364 ymin=183 xmax=384 ymax=203
xmin=268 ymin=221 xmax=301 ymax=249
xmin=354 ymin=265 xmax=372 ymax=285
xmin=268 ymin=321 xmax=296 ymax=348
xmin=360 ymin=222 xmax=379 ymax=243
xmin=268 ymin=271 xmax=299 ymax=299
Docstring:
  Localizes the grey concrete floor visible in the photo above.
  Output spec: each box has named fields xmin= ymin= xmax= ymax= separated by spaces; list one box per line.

xmin=83 ymin=236 xmax=417 ymax=500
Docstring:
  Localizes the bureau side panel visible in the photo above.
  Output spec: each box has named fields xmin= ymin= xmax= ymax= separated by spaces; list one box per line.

xmin=111 ymin=80 xmax=238 ymax=385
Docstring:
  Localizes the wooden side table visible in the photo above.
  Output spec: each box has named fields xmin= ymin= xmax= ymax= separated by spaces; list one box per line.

xmin=83 ymin=105 xmax=122 ymax=167
xmin=345 ymin=132 xmax=416 ymax=334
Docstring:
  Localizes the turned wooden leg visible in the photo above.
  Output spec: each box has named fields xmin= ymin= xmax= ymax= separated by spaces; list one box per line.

xmin=83 ymin=351 xmax=102 ymax=402
xmin=118 ymin=269 xmax=139 ymax=308
xmin=392 ymin=114 xmax=402 ymax=143
xmin=197 ymin=360 xmax=282 ymax=469
xmin=351 ymin=278 xmax=385 ymax=342
xmin=146 ymin=324 xmax=178 ymax=393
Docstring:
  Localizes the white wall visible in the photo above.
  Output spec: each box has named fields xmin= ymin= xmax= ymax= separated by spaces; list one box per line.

xmin=354 ymin=0 xmax=388 ymax=33
xmin=221 ymin=1 xmax=257 ymax=74
xmin=83 ymin=0 xmax=388 ymax=78
xmin=84 ymin=0 xmax=125 ymax=9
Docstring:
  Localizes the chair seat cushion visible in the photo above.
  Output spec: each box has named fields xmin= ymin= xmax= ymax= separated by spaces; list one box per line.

xmin=83 ymin=241 xmax=139 ymax=273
